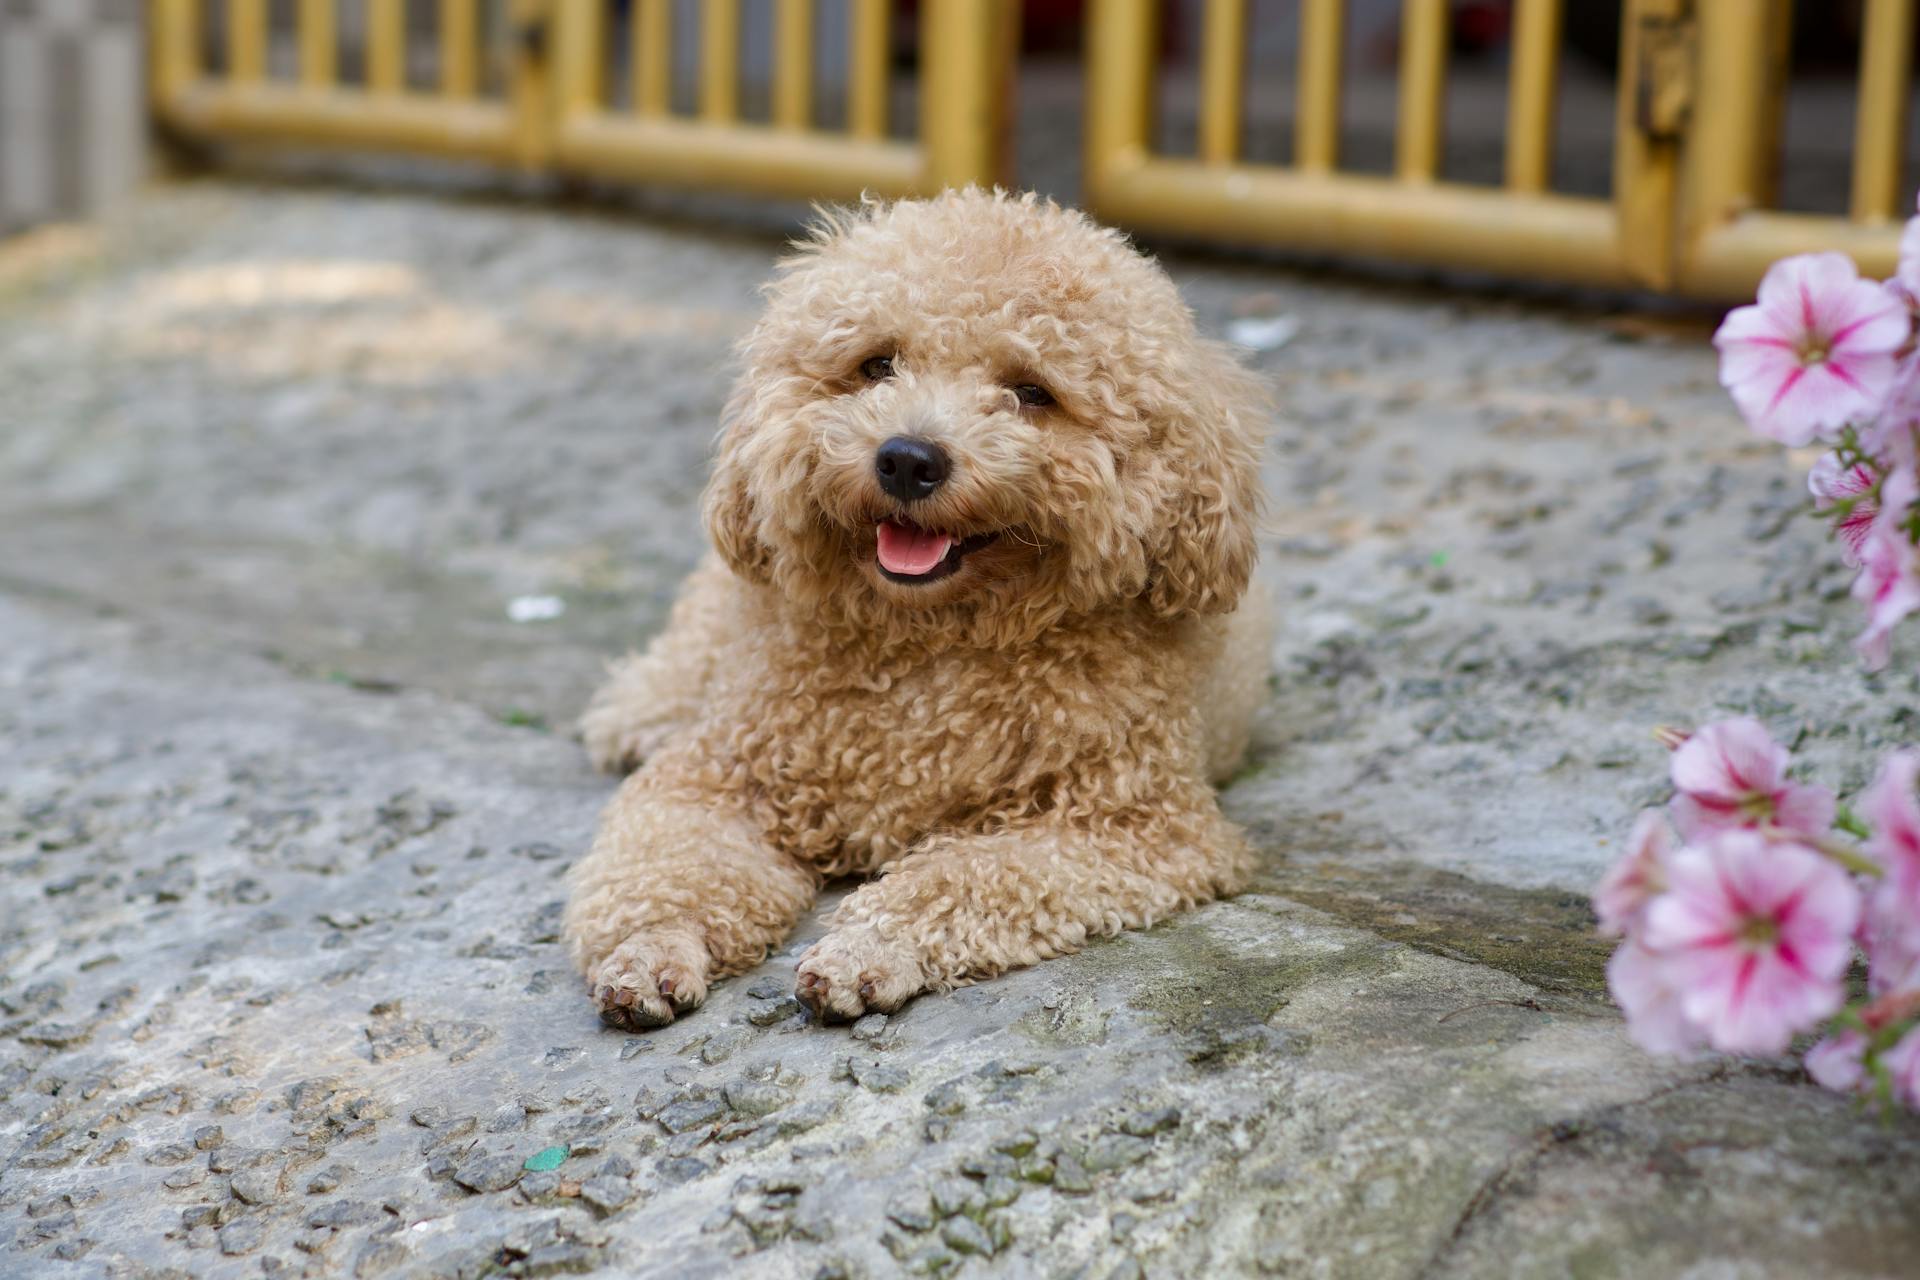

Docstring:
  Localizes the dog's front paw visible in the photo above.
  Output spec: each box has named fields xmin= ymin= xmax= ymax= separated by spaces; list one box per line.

xmin=794 ymin=926 xmax=926 ymax=1022
xmin=587 ymin=928 xmax=710 ymax=1031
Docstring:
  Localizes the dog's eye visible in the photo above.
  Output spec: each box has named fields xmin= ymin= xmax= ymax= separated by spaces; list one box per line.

xmin=859 ymin=355 xmax=895 ymax=382
xmin=1011 ymin=383 xmax=1054 ymax=408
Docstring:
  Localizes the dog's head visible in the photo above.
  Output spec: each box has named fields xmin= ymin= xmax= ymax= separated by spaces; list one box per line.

xmin=706 ymin=189 xmax=1264 ymax=642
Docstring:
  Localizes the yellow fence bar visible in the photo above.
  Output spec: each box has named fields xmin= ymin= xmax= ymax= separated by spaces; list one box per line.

xmin=1611 ymin=0 xmax=1686 ymax=288
xmin=509 ymin=0 xmax=554 ymax=167
xmin=1505 ymin=0 xmax=1561 ymax=192
xmin=229 ymin=0 xmax=266 ymax=83
xmin=440 ymin=0 xmax=478 ymax=98
xmin=555 ymin=0 xmax=604 ymax=115
xmin=159 ymin=87 xmax=519 ymax=157
xmin=299 ymin=0 xmax=337 ymax=90
xmin=702 ymin=0 xmax=741 ymax=124
xmin=1198 ymin=0 xmax=1246 ymax=165
xmin=151 ymin=0 xmax=201 ymax=105
xmin=1686 ymin=0 xmax=1789 ymax=229
xmin=1098 ymin=163 xmax=1633 ymax=287
xmin=1853 ymin=0 xmax=1916 ymax=223
xmin=921 ymin=0 xmax=1017 ymax=190
xmin=1086 ymin=0 xmax=1156 ymax=190
xmin=1679 ymin=210 xmax=1899 ymax=285
xmin=775 ymin=0 xmax=816 ymax=130
xmin=634 ymin=0 xmax=671 ymax=115
xmin=849 ymin=0 xmax=890 ymax=139
xmin=369 ymin=0 xmax=406 ymax=95
xmin=553 ymin=118 xmax=921 ymax=199
xmin=1295 ymin=0 xmax=1344 ymax=172
xmin=1396 ymin=0 xmax=1448 ymax=181
xmin=1679 ymin=0 xmax=1793 ymax=294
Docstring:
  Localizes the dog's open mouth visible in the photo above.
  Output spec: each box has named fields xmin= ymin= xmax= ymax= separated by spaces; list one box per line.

xmin=874 ymin=519 xmax=999 ymax=584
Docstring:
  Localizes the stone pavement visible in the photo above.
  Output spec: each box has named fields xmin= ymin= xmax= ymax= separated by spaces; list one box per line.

xmin=3 ymin=183 xmax=1919 ymax=1280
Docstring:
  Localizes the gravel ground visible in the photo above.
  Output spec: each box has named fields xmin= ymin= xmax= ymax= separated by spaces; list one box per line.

xmin=3 ymin=182 xmax=1920 ymax=1279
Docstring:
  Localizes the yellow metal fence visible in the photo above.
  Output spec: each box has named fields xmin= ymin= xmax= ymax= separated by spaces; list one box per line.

xmin=150 ymin=0 xmax=1017 ymax=201
xmin=1086 ymin=0 xmax=1913 ymax=297
xmin=148 ymin=1 xmax=1915 ymax=299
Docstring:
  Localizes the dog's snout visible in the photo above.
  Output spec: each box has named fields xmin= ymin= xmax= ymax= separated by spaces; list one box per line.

xmin=874 ymin=436 xmax=950 ymax=503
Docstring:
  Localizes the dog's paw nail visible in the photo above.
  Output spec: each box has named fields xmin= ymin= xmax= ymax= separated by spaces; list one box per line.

xmin=858 ymin=978 xmax=877 ymax=1001
xmin=605 ymin=1000 xmax=673 ymax=1030
xmin=599 ymin=1003 xmax=643 ymax=1031
xmin=587 ymin=929 xmax=712 ymax=1030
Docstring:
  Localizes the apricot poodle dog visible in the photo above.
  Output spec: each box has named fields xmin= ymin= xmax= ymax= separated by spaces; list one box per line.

xmin=564 ymin=189 xmax=1271 ymax=1028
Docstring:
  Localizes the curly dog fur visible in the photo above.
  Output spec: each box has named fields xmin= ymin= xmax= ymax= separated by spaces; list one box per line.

xmin=565 ymin=189 xmax=1271 ymax=1027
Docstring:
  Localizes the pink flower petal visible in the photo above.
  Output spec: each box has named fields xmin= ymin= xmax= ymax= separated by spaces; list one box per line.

xmin=1853 ymin=524 xmax=1920 ymax=669
xmin=1806 ymin=1030 xmax=1868 ymax=1093
xmin=1861 ymin=751 xmax=1920 ymax=883
xmin=1670 ymin=718 xmax=1788 ymax=802
xmin=1898 ymin=213 xmax=1920 ymax=302
xmin=1595 ymin=810 xmax=1677 ymax=937
xmin=1717 ymin=253 xmax=1909 ymax=445
xmin=1772 ymin=781 xmax=1839 ymax=841
xmin=1642 ymin=834 xmax=1860 ymax=1056
xmin=1608 ymin=940 xmax=1705 ymax=1057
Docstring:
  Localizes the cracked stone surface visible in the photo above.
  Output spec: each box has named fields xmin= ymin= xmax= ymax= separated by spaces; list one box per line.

xmin=4 ymin=183 xmax=1920 ymax=1279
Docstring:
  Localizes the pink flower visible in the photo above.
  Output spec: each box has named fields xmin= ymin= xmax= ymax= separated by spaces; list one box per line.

xmin=1595 ymin=810 xmax=1677 ymax=937
xmin=1714 ymin=252 xmax=1908 ymax=446
xmin=1861 ymin=750 xmax=1920 ymax=885
xmin=1642 ymin=832 xmax=1861 ymax=1055
xmin=1861 ymin=752 xmax=1920 ymax=994
xmin=1864 ymin=358 xmax=1920 ymax=463
xmin=1807 ymin=1024 xmax=1920 ymax=1107
xmin=1807 ymin=451 xmax=1880 ymax=563
xmin=1885 ymin=1025 xmax=1920 ymax=1107
xmin=1897 ymin=203 xmax=1920 ymax=305
xmin=1805 ymin=1029 xmax=1868 ymax=1093
xmin=1607 ymin=939 xmax=1704 ymax=1057
xmin=1867 ymin=918 xmax=1920 ymax=999
xmin=1852 ymin=471 xmax=1920 ymax=669
xmin=1668 ymin=717 xmax=1835 ymax=841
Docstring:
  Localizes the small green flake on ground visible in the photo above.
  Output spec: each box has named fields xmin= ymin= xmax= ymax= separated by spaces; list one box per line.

xmin=524 ymin=1145 xmax=570 ymax=1172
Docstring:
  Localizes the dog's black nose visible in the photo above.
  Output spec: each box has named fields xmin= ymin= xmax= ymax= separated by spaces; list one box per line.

xmin=874 ymin=436 xmax=950 ymax=503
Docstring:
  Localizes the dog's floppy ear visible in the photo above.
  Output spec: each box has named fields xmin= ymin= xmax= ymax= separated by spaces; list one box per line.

xmin=1142 ymin=345 xmax=1265 ymax=618
xmin=702 ymin=398 xmax=773 ymax=585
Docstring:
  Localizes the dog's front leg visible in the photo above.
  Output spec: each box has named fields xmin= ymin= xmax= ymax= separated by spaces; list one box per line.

xmin=564 ymin=776 xmax=816 ymax=1029
xmin=794 ymin=799 xmax=1253 ymax=1020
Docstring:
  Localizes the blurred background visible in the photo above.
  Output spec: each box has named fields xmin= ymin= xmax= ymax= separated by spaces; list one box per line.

xmin=1 ymin=1 xmax=1911 ymax=296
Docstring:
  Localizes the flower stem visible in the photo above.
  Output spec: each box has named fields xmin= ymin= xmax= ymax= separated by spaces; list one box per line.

xmin=1758 ymin=823 xmax=1883 ymax=877
xmin=1863 ymin=989 xmax=1920 ymax=1032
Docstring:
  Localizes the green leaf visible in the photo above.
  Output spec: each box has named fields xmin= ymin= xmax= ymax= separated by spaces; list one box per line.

xmin=523 ymin=1145 xmax=570 ymax=1172
xmin=1835 ymin=802 xmax=1871 ymax=840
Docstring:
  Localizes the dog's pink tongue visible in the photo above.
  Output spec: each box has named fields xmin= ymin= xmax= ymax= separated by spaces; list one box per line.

xmin=876 ymin=520 xmax=954 ymax=576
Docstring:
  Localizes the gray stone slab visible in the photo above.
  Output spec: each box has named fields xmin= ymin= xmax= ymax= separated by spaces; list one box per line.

xmin=2 ymin=185 xmax=1918 ymax=1278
